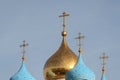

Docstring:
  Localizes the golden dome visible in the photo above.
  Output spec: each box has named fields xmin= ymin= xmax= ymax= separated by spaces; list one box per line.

xmin=44 ymin=12 xmax=77 ymax=80
xmin=44 ymin=35 xmax=77 ymax=80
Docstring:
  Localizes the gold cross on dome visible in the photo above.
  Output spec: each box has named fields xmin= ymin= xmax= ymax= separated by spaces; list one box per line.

xmin=100 ymin=53 xmax=108 ymax=66
xmin=75 ymin=32 xmax=84 ymax=53
xmin=59 ymin=12 xmax=69 ymax=32
xmin=20 ymin=40 xmax=28 ymax=61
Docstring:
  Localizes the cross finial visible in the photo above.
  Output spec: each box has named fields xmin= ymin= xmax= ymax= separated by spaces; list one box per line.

xmin=59 ymin=12 xmax=69 ymax=37
xmin=100 ymin=53 xmax=108 ymax=72
xmin=100 ymin=53 xmax=108 ymax=66
xmin=75 ymin=32 xmax=84 ymax=53
xmin=20 ymin=40 xmax=28 ymax=61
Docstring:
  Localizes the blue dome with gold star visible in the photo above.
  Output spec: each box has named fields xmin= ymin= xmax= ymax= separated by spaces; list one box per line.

xmin=10 ymin=61 xmax=36 ymax=80
xmin=65 ymin=53 xmax=95 ymax=80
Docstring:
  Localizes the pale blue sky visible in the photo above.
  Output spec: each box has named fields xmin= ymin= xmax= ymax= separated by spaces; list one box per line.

xmin=0 ymin=0 xmax=120 ymax=80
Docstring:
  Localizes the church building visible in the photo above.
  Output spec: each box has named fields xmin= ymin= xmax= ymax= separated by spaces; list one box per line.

xmin=10 ymin=12 xmax=108 ymax=80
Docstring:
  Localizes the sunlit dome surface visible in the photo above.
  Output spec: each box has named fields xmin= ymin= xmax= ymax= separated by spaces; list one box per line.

xmin=66 ymin=53 xmax=95 ymax=80
xmin=10 ymin=61 xmax=36 ymax=80
xmin=44 ymin=36 xmax=77 ymax=80
xmin=10 ymin=40 xmax=36 ymax=80
xmin=43 ymin=12 xmax=78 ymax=80
xmin=101 ymin=73 xmax=106 ymax=80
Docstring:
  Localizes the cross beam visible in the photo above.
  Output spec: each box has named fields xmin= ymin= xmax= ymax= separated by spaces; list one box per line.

xmin=100 ymin=53 xmax=108 ymax=66
xmin=20 ymin=40 xmax=28 ymax=61
xmin=59 ymin=12 xmax=69 ymax=32
xmin=75 ymin=32 xmax=84 ymax=53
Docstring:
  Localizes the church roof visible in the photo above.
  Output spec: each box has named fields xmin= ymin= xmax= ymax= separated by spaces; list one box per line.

xmin=66 ymin=53 xmax=95 ymax=80
xmin=65 ymin=33 xmax=95 ymax=80
xmin=10 ymin=61 xmax=36 ymax=80
xmin=43 ymin=35 xmax=77 ymax=78
xmin=43 ymin=12 xmax=77 ymax=80
xmin=101 ymin=72 xmax=106 ymax=80
xmin=43 ymin=29 xmax=78 ymax=79
xmin=10 ymin=40 xmax=36 ymax=80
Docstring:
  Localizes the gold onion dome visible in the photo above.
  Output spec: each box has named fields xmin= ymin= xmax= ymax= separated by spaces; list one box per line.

xmin=43 ymin=12 xmax=77 ymax=80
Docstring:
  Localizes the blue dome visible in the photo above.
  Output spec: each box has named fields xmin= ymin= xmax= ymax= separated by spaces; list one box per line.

xmin=10 ymin=61 xmax=36 ymax=80
xmin=66 ymin=53 xmax=95 ymax=80
xmin=101 ymin=72 xmax=106 ymax=80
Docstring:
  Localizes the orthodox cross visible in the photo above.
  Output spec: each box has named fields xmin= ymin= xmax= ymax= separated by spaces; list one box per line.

xmin=20 ymin=40 xmax=28 ymax=61
xmin=100 ymin=53 xmax=108 ymax=66
xmin=59 ymin=12 xmax=69 ymax=32
xmin=75 ymin=32 xmax=84 ymax=53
